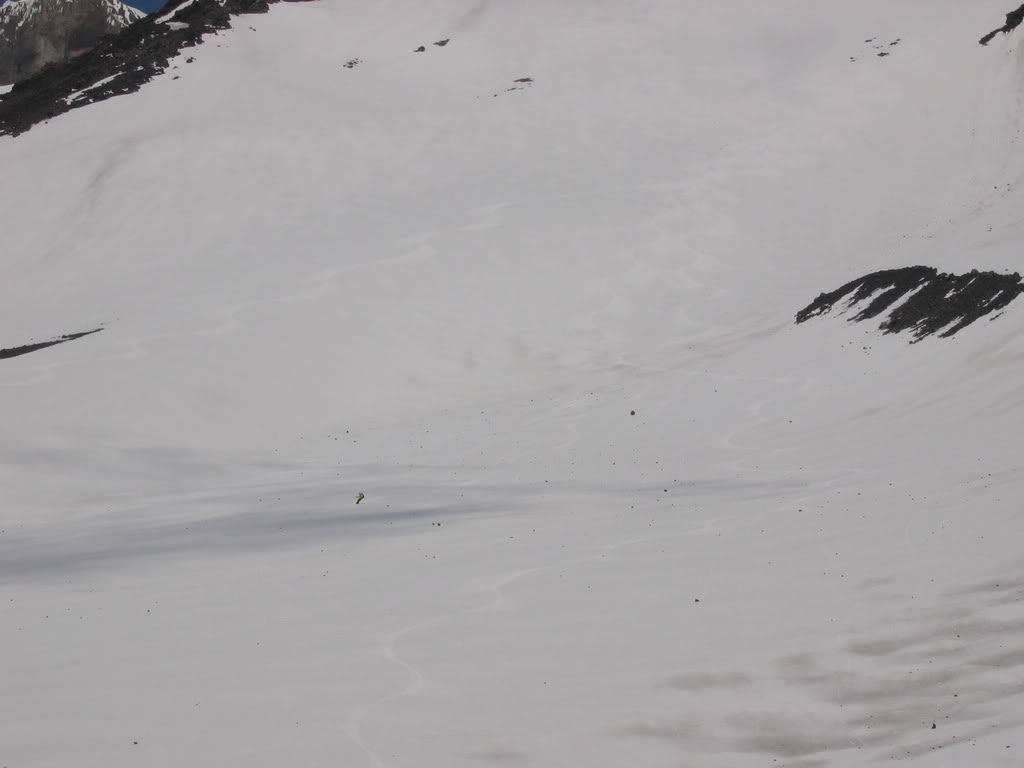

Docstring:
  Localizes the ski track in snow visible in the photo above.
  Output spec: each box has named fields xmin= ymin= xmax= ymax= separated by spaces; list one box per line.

xmin=346 ymin=518 xmax=724 ymax=767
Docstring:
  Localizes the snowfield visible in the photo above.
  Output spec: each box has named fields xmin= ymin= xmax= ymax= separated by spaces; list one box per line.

xmin=2 ymin=1 xmax=1024 ymax=766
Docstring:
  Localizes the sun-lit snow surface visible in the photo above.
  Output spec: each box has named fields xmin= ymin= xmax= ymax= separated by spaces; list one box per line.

xmin=154 ymin=0 xmax=198 ymax=24
xmin=2 ymin=1 xmax=1024 ymax=765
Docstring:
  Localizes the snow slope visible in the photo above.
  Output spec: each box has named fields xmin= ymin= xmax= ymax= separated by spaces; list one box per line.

xmin=2 ymin=1 xmax=1024 ymax=765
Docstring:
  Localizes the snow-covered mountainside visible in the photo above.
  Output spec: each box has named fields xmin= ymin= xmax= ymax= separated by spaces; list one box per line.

xmin=3 ymin=1 xmax=1024 ymax=766
xmin=0 ymin=0 xmax=284 ymax=134
xmin=0 ymin=0 xmax=143 ymax=85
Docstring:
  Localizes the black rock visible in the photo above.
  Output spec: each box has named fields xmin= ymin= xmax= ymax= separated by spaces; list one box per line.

xmin=0 ymin=328 xmax=103 ymax=360
xmin=796 ymin=266 xmax=1024 ymax=341
xmin=0 ymin=0 xmax=143 ymax=86
xmin=980 ymin=3 xmax=1024 ymax=45
xmin=0 ymin=0 xmax=307 ymax=137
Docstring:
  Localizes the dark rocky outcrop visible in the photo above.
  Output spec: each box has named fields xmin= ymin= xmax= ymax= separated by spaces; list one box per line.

xmin=979 ymin=4 xmax=1024 ymax=45
xmin=0 ymin=327 xmax=103 ymax=359
xmin=0 ymin=0 xmax=314 ymax=136
xmin=796 ymin=267 xmax=1024 ymax=341
xmin=0 ymin=0 xmax=142 ymax=85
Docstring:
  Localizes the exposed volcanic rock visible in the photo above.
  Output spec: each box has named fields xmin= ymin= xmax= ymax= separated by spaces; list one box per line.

xmin=796 ymin=267 xmax=1024 ymax=341
xmin=0 ymin=0 xmax=143 ymax=86
xmin=979 ymin=4 xmax=1024 ymax=45
xmin=0 ymin=0 xmax=313 ymax=136
xmin=0 ymin=327 xmax=103 ymax=359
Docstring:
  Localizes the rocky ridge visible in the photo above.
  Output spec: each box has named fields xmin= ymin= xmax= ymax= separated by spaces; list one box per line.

xmin=0 ymin=0 xmax=143 ymax=85
xmin=0 ymin=0 xmax=314 ymax=136
xmin=796 ymin=267 xmax=1024 ymax=341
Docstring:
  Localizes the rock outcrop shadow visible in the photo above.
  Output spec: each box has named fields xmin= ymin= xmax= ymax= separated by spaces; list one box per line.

xmin=796 ymin=267 xmax=1024 ymax=342
xmin=979 ymin=4 xmax=1024 ymax=45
